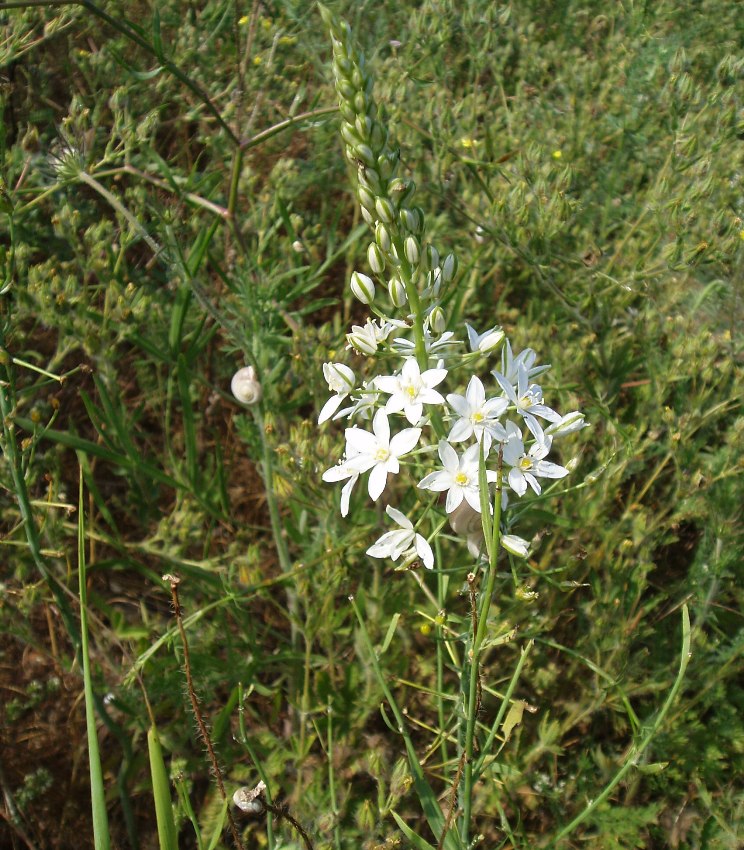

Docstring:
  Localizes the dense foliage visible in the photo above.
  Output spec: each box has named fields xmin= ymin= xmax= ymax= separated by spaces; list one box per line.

xmin=0 ymin=1 xmax=741 ymax=849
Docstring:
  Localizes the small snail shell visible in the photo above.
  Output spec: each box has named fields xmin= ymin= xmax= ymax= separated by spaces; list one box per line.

xmin=233 ymin=780 xmax=266 ymax=814
xmin=231 ymin=366 xmax=262 ymax=405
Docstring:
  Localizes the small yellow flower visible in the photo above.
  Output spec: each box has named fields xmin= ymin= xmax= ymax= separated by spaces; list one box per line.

xmin=739 ymin=229 xmax=744 ymax=241
xmin=238 ymin=15 xmax=249 ymax=26
xmin=552 ymin=149 xmax=562 ymax=159
xmin=279 ymin=35 xmax=297 ymax=46
xmin=460 ymin=137 xmax=477 ymax=149
xmin=253 ymin=55 xmax=262 ymax=66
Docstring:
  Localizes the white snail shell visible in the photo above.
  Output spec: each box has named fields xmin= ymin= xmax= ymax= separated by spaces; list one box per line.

xmin=231 ymin=366 xmax=262 ymax=405
xmin=233 ymin=780 xmax=266 ymax=814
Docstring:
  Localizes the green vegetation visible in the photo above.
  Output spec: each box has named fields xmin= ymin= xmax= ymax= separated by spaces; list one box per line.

xmin=0 ymin=1 xmax=741 ymax=849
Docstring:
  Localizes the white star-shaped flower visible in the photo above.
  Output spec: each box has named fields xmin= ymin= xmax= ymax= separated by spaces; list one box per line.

xmin=465 ymin=323 xmax=505 ymax=354
xmin=321 ymin=456 xmax=361 ymax=517
xmin=502 ymin=421 xmax=568 ymax=497
xmin=344 ymin=409 xmax=421 ymax=501
xmin=318 ymin=362 xmax=356 ymax=424
xmin=493 ymin=364 xmax=561 ymax=431
xmin=446 ymin=375 xmax=508 ymax=452
xmin=376 ymin=358 xmax=447 ymax=425
xmin=366 ymin=506 xmax=434 ymax=569
xmin=418 ymin=441 xmax=496 ymax=514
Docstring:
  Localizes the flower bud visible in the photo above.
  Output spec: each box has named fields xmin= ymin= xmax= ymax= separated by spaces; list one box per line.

xmin=357 ymin=185 xmax=375 ymax=212
xmin=346 ymin=329 xmax=378 ymax=355
xmin=335 ymin=79 xmax=355 ymax=102
xmin=231 ymin=366 xmax=262 ymax=405
xmin=354 ymin=114 xmax=372 ymax=141
xmin=388 ymin=277 xmax=407 ymax=307
xmin=360 ymin=205 xmax=374 ymax=225
xmin=370 ymin=122 xmax=387 ymax=151
xmin=358 ymin=167 xmax=383 ymax=196
xmin=442 ymin=253 xmax=458 ymax=282
xmin=399 ymin=207 xmax=417 ymax=232
xmin=429 ymin=305 xmax=446 ymax=335
xmin=377 ymin=152 xmax=396 ymax=179
xmin=367 ymin=242 xmax=385 ymax=275
xmin=425 ymin=244 xmax=439 ymax=270
xmin=340 ymin=122 xmax=361 ymax=146
xmin=353 ymin=143 xmax=375 ymax=168
xmin=501 ymin=534 xmax=530 ymax=558
xmin=353 ymin=91 xmax=368 ymax=114
xmin=375 ymin=222 xmax=392 ymax=252
xmin=374 ymin=196 xmax=395 ymax=223
xmin=350 ymin=271 xmax=375 ymax=304
xmin=404 ymin=235 xmax=420 ymax=266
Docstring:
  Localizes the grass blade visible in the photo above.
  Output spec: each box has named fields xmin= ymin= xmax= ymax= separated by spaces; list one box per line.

xmin=147 ymin=724 xmax=179 ymax=850
xmin=78 ymin=469 xmax=112 ymax=850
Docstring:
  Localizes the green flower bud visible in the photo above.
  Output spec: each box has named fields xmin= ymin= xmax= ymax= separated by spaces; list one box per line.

xmin=360 ymin=205 xmax=374 ymax=225
xmin=340 ymin=122 xmax=361 ymax=146
xmin=370 ymin=122 xmax=386 ymax=151
xmin=367 ymin=242 xmax=385 ymax=275
xmin=353 ymin=91 xmax=368 ymax=114
xmin=377 ymin=152 xmax=397 ymax=179
xmin=411 ymin=206 xmax=426 ymax=234
xmin=404 ymin=235 xmax=420 ymax=266
xmin=336 ymin=79 xmax=355 ymax=102
xmin=350 ymin=271 xmax=375 ymax=304
xmin=429 ymin=305 xmax=446 ymax=335
xmin=388 ymin=277 xmax=407 ymax=307
xmin=399 ymin=207 xmax=417 ymax=232
xmin=375 ymin=196 xmax=395 ymax=223
xmin=357 ymin=185 xmax=375 ymax=212
xmin=358 ymin=167 xmax=383 ymax=196
xmin=375 ymin=222 xmax=392 ymax=252
xmin=354 ymin=114 xmax=372 ymax=140
xmin=441 ymin=253 xmax=458 ymax=282
xmin=354 ymin=143 xmax=375 ymax=168
xmin=351 ymin=66 xmax=365 ymax=89
xmin=425 ymin=244 xmax=439 ymax=270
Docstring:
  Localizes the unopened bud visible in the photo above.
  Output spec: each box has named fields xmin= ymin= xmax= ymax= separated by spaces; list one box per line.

xmin=388 ymin=277 xmax=407 ymax=307
xmin=353 ymin=91 xmax=368 ymax=114
xmin=350 ymin=271 xmax=376 ymax=304
xmin=354 ymin=114 xmax=372 ymax=140
xmin=346 ymin=329 xmax=378 ymax=355
xmin=340 ymin=122 xmax=361 ymax=146
xmin=425 ymin=244 xmax=439 ymax=270
xmin=357 ymin=185 xmax=375 ymax=212
xmin=375 ymin=222 xmax=392 ymax=252
xmin=353 ymin=143 xmax=375 ymax=168
xmin=442 ymin=253 xmax=458 ymax=281
xmin=404 ymin=235 xmax=420 ymax=266
xmin=375 ymin=196 xmax=395 ymax=224
xmin=367 ymin=242 xmax=385 ymax=275
xmin=429 ymin=305 xmax=446 ymax=335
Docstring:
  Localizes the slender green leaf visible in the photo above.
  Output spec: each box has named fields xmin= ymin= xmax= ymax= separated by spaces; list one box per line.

xmin=147 ymin=724 xmax=179 ymax=850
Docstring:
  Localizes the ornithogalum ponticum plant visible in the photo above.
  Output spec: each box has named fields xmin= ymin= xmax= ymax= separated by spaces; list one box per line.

xmin=316 ymin=5 xmax=590 ymax=848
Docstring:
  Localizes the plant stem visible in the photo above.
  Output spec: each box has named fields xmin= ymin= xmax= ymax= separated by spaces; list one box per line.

xmin=460 ymin=462 xmax=503 ymax=843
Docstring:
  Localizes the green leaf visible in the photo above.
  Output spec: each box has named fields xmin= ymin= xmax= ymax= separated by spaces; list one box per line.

xmin=147 ymin=724 xmax=179 ymax=850
xmin=392 ymin=811 xmax=437 ymax=850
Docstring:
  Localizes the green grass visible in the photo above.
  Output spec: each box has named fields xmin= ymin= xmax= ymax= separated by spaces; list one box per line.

xmin=0 ymin=1 xmax=741 ymax=849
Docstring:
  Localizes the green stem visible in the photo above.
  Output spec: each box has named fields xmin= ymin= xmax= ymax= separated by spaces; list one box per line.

xmin=461 ymin=465 xmax=503 ymax=843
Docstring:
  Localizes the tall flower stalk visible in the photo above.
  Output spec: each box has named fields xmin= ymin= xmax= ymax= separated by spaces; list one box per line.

xmin=317 ymin=5 xmax=586 ymax=845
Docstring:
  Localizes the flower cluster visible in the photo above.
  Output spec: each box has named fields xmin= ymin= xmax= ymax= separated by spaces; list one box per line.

xmin=318 ymin=6 xmax=586 ymax=570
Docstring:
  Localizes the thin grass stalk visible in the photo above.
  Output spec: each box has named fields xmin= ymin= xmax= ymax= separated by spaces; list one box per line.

xmin=77 ymin=470 xmax=111 ymax=850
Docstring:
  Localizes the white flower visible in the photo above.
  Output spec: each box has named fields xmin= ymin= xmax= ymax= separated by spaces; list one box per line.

xmin=318 ymin=362 xmax=355 ymax=424
xmin=502 ymin=422 xmax=568 ymax=497
xmin=418 ymin=441 xmax=496 ymax=514
xmin=321 ymin=460 xmax=360 ymax=517
xmin=336 ymin=379 xmax=379 ymax=421
xmin=346 ymin=318 xmax=402 ymax=355
xmin=501 ymin=534 xmax=530 ymax=558
xmin=366 ymin=506 xmax=434 ymax=569
xmin=344 ymin=409 xmax=421 ymax=501
xmin=465 ymin=323 xmax=505 ymax=354
xmin=446 ymin=375 xmax=508 ymax=452
xmin=496 ymin=340 xmax=550 ymax=385
xmin=493 ymin=364 xmax=561 ymax=430
xmin=376 ymin=357 xmax=448 ymax=425
xmin=545 ymin=411 xmax=588 ymax=437
xmin=391 ymin=329 xmax=459 ymax=356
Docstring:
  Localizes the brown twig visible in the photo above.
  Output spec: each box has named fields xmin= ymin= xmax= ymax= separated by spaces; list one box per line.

xmin=438 ymin=751 xmax=467 ymax=850
xmin=265 ymin=802 xmax=315 ymax=850
xmin=164 ymin=574 xmax=246 ymax=850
